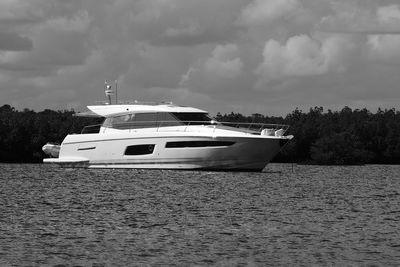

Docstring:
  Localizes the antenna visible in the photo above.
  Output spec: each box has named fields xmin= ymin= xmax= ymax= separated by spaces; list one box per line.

xmin=104 ymin=80 xmax=113 ymax=104
xmin=115 ymin=79 xmax=118 ymax=105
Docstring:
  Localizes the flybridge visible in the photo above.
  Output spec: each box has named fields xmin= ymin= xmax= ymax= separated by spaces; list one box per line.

xmin=95 ymin=80 xmax=204 ymax=116
xmin=75 ymin=80 xmax=205 ymax=117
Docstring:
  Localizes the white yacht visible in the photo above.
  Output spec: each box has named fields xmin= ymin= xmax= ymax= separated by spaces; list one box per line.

xmin=43 ymin=86 xmax=293 ymax=171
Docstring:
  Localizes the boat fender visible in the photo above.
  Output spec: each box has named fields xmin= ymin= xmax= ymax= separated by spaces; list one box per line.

xmin=42 ymin=143 xmax=61 ymax=158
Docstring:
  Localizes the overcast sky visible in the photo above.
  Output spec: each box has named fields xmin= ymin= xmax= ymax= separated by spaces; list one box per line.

xmin=1 ymin=0 xmax=400 ymax=116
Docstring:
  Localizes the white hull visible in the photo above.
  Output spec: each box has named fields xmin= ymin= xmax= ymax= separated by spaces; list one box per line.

xmin=44 ymin=132 xmax=290 ymax=171
xmin=43 ymin=103 xmax=293 ymax=172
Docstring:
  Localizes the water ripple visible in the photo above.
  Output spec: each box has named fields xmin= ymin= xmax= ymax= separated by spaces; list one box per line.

xmin=0 ymin=164 xmax=399 ymax=266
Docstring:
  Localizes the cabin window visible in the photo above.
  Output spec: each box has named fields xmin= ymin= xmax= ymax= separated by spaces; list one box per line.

xmin=102 ymin=112 xmax=184 ymax=129
xmin=103 ymin=115 xmax=134 ymax=129
xmin=133 ymin=113 xmax=159 ymax=128
xmin=157 ymin=112 xmax=182 ymax=127
xmin=172 ymin=112 xmax=213 ymax=125
xmin=165 ymin=141 xmax=235 ymax=148
xmin=124 ymin=144 xmax=155 ymax=155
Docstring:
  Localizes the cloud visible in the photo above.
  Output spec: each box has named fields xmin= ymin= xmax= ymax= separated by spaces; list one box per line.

xmin=2 ymin=0 xmax=400 ymax=115
xmin=112 ymin=0 xmax=244 ymax=47
xmin=377 ymin=4 xmax=400 ymax=25
xmin=0 ymin=0 xmax=84 ymax=29
xmin=318 ymin=2 xmax=400 ymax=34
xmin=0 ymin=2 xmax=91 ymax=74
xmin=239 ymin=0 xmax=300 ymax=26
xmin=367 ymin=34 xmax=400 ymax=63
xmin=0 ymin=32 xmax=32 ymax=51
xmin=255 ymin=34 xmax=356 ymax=87
xmin=317 ymin=3 xmax=400 ymax=64
xmin=204 ymin=44 xmax=243 ymax=79
xmin=23 ymin=12 xmax=91 ymax=68
xmin=179 ymin=43 xmax=244 ymax=96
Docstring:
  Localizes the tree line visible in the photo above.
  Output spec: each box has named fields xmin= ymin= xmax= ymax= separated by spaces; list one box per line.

xmin=217 ymin=106 xmax=400 ymax=165
xmin=0 ymin=105 xmax=102 ymax=163
xmin=1 ymin=104 xmax=399 ymax=165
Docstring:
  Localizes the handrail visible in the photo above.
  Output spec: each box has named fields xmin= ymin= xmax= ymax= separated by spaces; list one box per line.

xmin=81 ymin=120 xmax=289 ymax=135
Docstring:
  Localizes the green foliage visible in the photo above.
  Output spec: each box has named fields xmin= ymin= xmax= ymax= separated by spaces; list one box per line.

xmin=0 ymin=105 xmax=102 ymax=163
xmin=310 ymin=131 xmax=373 ymax=165
xmin=217 ymin=106 xmax=400 ymax=165
xmin=1 ymin=104 xmax=400 ymax=165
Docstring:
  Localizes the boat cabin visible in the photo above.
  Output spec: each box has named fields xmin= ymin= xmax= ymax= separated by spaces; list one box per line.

xmin=102 ymin=112 xmax=214 ymax=130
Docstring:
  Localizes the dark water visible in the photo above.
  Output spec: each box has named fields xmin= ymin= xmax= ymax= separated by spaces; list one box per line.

xmin=0 ymin=164 xmax=399 ymax=266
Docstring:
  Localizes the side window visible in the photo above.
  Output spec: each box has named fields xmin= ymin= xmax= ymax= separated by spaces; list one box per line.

xmin=172 ymin=113 xmax=212 ymax=125
xmin=124 ymin=144 xmax=155 ymax=155
xmin=134 ymin=113 xmax=158 ymax=128
xmin=165 ymin=141 xmax=235 ymax=148
xmin=112 ymin=115 xmax=135 ymax=129
xmin=102 ymin=112 xmax=188 ymax=129
xmin=158 ymin=112 xmax=182 ymax=127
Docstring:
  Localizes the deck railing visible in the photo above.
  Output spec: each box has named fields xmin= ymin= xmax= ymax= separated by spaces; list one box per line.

xmin=81 ymin=121 xmax=289 ymax=135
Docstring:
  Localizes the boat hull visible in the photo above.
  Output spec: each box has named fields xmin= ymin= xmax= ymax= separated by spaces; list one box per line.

xmin=43 ymin=132 xmax=291 ymax=172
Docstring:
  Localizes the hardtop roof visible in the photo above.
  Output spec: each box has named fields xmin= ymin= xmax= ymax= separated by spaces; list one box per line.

xmin=87 ymin=104 xmax=207 ymax=117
